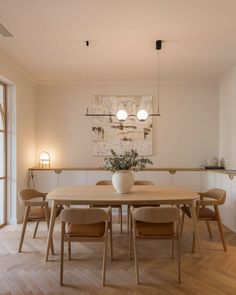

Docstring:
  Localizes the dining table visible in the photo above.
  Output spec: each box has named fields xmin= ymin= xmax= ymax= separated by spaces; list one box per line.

xmin=45 ymin=184 xmax=200 ymax=261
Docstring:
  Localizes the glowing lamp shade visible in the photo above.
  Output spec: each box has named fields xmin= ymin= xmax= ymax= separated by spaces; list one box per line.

xmin=137 ymin=109 xmax=149 ymax=121
xmin=116 ymin=110 xmax=128 ymax=121
xmin=39 ymin=151 xmax=50 ymax=168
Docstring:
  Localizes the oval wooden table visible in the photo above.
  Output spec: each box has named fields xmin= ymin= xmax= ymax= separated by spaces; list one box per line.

xmin=45 ymin=185 xmax=200 ymax=261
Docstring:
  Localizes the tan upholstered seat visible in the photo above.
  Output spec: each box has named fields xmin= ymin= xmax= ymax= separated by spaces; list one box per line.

xmin=180 ymin=188 xmax=227 ymax=252
xmin=67 ymin=222 xmax=106 ymax=237
xmin=60 ymin=207 xmax=111 ymax=286
xmin=136 ymin=221 xmax=175 ymax=236
xmin=181 ymin=206 xmax=216 ymax=219
xmin=131 ymin=206 xmax=181 ymax=284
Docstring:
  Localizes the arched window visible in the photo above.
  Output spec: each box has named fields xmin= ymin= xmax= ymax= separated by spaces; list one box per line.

xmin=0 ymin=82 xmax=6 ymax=226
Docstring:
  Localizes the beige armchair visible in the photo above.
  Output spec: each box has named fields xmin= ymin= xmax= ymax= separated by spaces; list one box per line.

xmin=18 ymin=189 xmax=56 ymax=253
xmin=60 ymin=207 xmax=111 ymax=286
xmin=180 ymin=188 xmax=227 ymax=252
xmin=131 ymin=206 xmax=181 ymax=284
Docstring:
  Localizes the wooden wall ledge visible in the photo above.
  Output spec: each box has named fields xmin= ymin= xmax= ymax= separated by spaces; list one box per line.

xmin=28 ymin=167 xmax=236 ymax=177
xmin=29 ymin=167 xmax=204 ymax=172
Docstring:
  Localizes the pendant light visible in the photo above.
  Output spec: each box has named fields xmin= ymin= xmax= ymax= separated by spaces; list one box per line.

xmin=85 ymin=40 xmax=162 ymax=121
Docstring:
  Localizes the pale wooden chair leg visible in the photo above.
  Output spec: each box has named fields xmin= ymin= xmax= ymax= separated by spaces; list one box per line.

xmin=18 ymin=205 xmax=30 ymax=252
xmin=192 ymin=232 xmax=195 ymax=254
xmin=117 ymin=207 xmax=120 ymax=224
xmin=177 ymin=237 xmax=181 ymax=283
xmin=44 ymin=205 xmax=54 ymax=255
xmin=33 ymin=221 xmax=40 ymax=239
xmin=171 ymin=240 xmax=174 ymax=258
xmin=129 ymin=210 xmax=133 ymax=260
xmin=180 ymin=211 xmax=185 ymax=236
xmin=205 ymin=220 xmax=213 ymax=239
xmin=119 ymin=206 xmax=123 ymax=233
xmin=68 ymin=241 xmax=71 ymax=260
xmin=191 ymin=203 xmax=199 ymax=255
xmin=109 ymin=211 xmax=113 ymax=261
xmin=215 ymin=205 xmax=227 ymax=252
xmin=127 ymin=205 xmax=130 ymax=234
xmin=60 ymin=222 xmax=65 ymax=286
xmin=176 ymin=222 xmax=181 ymax=283
xmin=102 ymin=223 xmax=108 ymax=286
xmin=133 ymin=222 xmax=139 ymax=284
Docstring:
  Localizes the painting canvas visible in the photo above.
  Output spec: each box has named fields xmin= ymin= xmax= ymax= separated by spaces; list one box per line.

xmin=92 ymin=95 xmax=153 ymax=156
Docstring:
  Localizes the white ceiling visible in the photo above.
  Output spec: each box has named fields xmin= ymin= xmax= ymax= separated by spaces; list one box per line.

xmin=1 ymin=0 xmax=236 ymax=82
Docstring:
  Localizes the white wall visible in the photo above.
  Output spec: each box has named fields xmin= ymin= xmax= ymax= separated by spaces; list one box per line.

xmin=0 ymin=51 xmax=36 ymax=223
xmin=36 ymin=81 xmax=219 ymax=168
xmin=219 ymin=69 xmax=236 ymax=170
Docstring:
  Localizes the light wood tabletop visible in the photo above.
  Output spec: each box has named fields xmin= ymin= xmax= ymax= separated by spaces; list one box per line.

xmin=45 ymin=185 xmax=200 ymax=261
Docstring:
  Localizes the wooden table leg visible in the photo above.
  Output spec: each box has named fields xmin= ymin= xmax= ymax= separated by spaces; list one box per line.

xmin=45 ymin=201 xmax=58 ymax=262
xmin=190 ymin=200 xmax=201 ymax=258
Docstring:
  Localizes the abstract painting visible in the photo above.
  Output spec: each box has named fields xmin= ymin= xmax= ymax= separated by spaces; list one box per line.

xmin=92 ymin=95 xmax=153 ymax=156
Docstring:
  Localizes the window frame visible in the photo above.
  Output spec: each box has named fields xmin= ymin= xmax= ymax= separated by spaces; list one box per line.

xmin=0 ymin=81 xmax=7 ymax=226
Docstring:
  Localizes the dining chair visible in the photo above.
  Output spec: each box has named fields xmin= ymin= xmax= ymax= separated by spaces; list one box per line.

xmin=180 ymin=188 xmax=227 ymax=252
xmin=18 ymin=188 xmax=61 ymax=253
xmin=92 ymin=180 xmax=123 ymax=233
xmin=60 ymin=207 xmax=111 ymax=286
xmin=127 ymin=180 xmax=155 ymax=234
xmin=131 ymin=206 xmax=181 ymax=284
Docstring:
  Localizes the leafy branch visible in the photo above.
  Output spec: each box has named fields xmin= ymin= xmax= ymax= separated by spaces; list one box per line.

xmin=103 ymin=149 xmax=153 ymax=172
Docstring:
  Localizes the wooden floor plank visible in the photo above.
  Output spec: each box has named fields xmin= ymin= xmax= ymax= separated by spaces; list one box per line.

xmin=1 ymin=218 xmax=236 ymax=294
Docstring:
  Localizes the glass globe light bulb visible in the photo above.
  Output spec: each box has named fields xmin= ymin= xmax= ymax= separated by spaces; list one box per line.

xmin=39 ymin=151 xmax=50 ymax=168
xmin=137 ymin=109 xmax=149 ymax=121
xmin=39 ymin=151 xmax=50 ymax=161
xmin=116 ymin=110 xmax=128 ymax=121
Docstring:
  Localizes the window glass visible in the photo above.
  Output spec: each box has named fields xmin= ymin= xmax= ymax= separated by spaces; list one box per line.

xmin=0 ymin=180 xmax=4 ymax=224
xmin=0 ymin=132 xmax=4 ymax=177
xmin=0 ymin=83 xmax=6 ymax=225
xmin=0 ymin=85 xmax=3 ymax=105
xmin=0 ymin=85 xmax=3 ymax=130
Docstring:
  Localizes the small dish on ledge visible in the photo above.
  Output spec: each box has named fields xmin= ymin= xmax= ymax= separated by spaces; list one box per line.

xmin=201 ymin=166 xmax=225 ymax=170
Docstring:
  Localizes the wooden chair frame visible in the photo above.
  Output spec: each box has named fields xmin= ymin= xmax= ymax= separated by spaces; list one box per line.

xmin=60 ymin=208 xmax=110 ymax=286
xmin=131 ymin=206 xmax=181 ymax=284
xmin=180 ymin=189 xmax=227 ymax=252
xmin=127 ymin=180 xmax=155 ymax=234
xmin=18 ymin=189 xmax=54 ymax=254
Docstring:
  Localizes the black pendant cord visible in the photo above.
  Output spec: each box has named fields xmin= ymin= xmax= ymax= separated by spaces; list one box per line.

xmin=156 ymin=40 xmax=162 ymax=116
xmin=157 ymin=48 xmax=160 ymax=115
xmin=86 ymin=40 xmax=89 ymax=104
xmin=85 ymin=40 xmax=162 ymax=120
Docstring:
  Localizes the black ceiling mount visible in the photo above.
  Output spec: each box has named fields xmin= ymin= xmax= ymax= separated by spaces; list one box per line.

xmin=156 ymin=40 xmax=162 ymax=50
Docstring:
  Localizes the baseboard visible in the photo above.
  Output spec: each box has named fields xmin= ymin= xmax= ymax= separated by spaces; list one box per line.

xmin=9 ymin=218 xmax=18 ymax=225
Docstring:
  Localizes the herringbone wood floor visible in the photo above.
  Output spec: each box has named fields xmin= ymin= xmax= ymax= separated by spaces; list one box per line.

xmin=1 ymin=217 xmax=236 ymax=295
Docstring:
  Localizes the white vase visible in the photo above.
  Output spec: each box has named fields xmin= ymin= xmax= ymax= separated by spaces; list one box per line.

xmin=112 ymin=170 xmax=134 ymax=194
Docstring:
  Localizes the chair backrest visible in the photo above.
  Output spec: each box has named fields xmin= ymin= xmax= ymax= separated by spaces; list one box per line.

xmin=60 ymin=208 xmax=109 ymax=224
xmin=18 ymin=189 xmax=45 ymax=205
xmin=132 ymin=207 xmax=180 ymax=223
xmin=201 ymin=188 xmax=226 ymax=205
xmin=134 ymin=180 xmax=154 ymax=185
xmin=96 ymin=180 xmax=112 ymax=185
